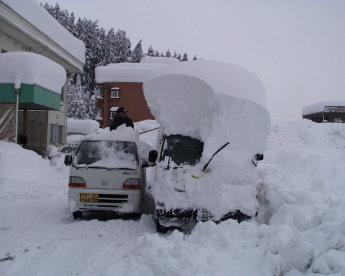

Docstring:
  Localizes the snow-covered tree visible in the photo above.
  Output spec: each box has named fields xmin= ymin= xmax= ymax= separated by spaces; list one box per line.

xmin=154 ymin=50 xmax=160 ymax=57
xmin=166 ymin=49 xmax=171 ymax=57
xmin=112 ymin=29 xmax=131 ymax=63
xmin=67 ymin=75 xmax=88 ymax=119
xmin=182 ymin=52 xmax=188 ymax=61
xmin=193 ymin=55 xmax=197 ymax=61
xmin=147 ymin=45 xmax=154 ymax=56
xmin=131 ymin=40 xmax=143 ymax=63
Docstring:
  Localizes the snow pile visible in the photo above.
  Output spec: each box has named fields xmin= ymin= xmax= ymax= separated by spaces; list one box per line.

xmin=258 ymin=120 xmax=345 ymax=274
xmin=0 ymin=52 xmax=66 ymax=93
xmin=1 ymin=0 xmax=85 ymax=63
xmin=67 ymin=118 xmax=100 ymax=135
xmin=0 ymin=141 xmax=67 ymax=199
xmin=1 ymin=121 xmax=345 ymax=275
xmin=95 ymin=62 xmax=164 ymax=83
xmin=66 ymin=134 xmax=84 ymax=145
xmin=85 ymin=125 xmax=139 ymax=144
xmin=144 ymin=60 xmax=270 ymax=218
xmin=302 ymin=100 xmax=345 ymax=115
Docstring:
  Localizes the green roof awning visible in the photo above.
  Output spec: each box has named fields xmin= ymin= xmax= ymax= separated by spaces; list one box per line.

xmin=0 ymin=83 xmax=61 ymax=110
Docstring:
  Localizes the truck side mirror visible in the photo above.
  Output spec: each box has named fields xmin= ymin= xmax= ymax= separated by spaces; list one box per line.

xmin=148 ymin=150 xmax=158 ymax=163
xmin=64 ymin=155 xmax=73 ymax=166
xmin=255 ymin=153 xmax=264 ymax=161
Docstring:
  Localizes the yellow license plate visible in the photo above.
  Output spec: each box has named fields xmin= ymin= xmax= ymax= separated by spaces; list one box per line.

xmin=80 ymin=193 xmax=98 ymax=203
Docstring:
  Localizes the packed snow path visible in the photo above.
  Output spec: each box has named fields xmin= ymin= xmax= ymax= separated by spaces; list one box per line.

xmin=1 ymin=120 xmax=345 ymax=275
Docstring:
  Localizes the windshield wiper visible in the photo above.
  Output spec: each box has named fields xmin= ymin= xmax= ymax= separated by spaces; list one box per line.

xmin=202 ymin=141 xmax=230 ymax=172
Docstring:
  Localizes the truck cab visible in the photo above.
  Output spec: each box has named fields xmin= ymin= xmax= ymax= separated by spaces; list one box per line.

xmin=65 ymin=129 xmax=145 ymax=219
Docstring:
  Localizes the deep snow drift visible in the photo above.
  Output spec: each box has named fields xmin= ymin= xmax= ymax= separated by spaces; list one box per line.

xmin=1 ymin=120 xmax=345 ymax=275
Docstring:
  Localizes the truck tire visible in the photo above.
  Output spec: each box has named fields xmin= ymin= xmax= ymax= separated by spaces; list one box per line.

xmin=73 ymin=211 xmax=82 ymax=220
xmin=156 ymin=221 xmax=169 ymax=234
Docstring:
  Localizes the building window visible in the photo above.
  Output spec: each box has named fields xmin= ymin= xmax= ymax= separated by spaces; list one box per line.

xmin=110 ymin=87 xmax=119 ymax=98
xmin=110 ymin=111 xmax=117 ymax=119
xmin=50 ymin=124 xmax=62 ymax=144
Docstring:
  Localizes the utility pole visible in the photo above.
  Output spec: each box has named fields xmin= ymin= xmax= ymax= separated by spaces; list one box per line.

xmin=14 ymin=76 xmax=21 ymax=144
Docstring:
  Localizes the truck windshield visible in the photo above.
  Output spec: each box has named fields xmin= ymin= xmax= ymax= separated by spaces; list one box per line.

xmin=161 ymin=135 xmax=204 ymax=166
xmin=75 ymin=140 xmax=139 ymax=169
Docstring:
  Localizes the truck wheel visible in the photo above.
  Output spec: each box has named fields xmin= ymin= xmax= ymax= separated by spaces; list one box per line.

xmin=73 ymin=211 xmax=82 ymax=220
xmin=156 ymin=221 xmax=169 ymax=234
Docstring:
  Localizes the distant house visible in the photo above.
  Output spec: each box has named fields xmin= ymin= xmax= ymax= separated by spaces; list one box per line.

xmin=302 ymin=101 xmax=345 ymax=123
xmin=95 ymin=56 xmax=178 ymax=128
xmin=0 ymin=0 xmax=85 ymax=154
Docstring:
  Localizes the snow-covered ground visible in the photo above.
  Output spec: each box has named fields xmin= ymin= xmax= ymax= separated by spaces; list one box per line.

xmin=1 ymin=120 xmax=345 ymax=275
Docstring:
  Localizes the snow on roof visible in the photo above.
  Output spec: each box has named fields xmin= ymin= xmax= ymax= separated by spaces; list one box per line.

xmin=67 ymin=119 xmax=99 ymax=135
xmin=302 ymin=100 xmax=345 ymax=115
xmin=141 ymin=56 xmax=179 ymax=64
xmin=110 ymin=107 xmax=119 ymax=112
xmin=85 ymin=126 xmax=139 ymax=144
xmin=0 ymin=52 xmax=66 ymax=93
xmin=2 ymin=0 xmax=85 ymax=64
xmin=95 ymin=62 xmax=165 ymax=83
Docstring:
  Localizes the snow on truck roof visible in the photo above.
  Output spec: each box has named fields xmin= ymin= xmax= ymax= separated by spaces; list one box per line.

xmin=67 ymin=119 xmax=100 ymax=135
xmin=145 ymin=60 xmax=267 ymax=108
xmin=302 ymin=100 xmax=345 ymax=116
xmin=85 ymin=126 xmax=139 ymax=144
xmin=0 ymin=52 xmax=66 ymax=93
xmin=1 ymin=0 xmax=85 ymax=64
xmin=143 ymin=60 xmax=269 ymax=139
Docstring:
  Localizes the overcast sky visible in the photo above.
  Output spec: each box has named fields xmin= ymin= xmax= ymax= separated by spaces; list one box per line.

xmin=43 ymin=0 xmax=345 ymax=122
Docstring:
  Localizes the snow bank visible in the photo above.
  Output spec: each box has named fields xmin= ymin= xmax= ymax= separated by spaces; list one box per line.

xmin=2 ymin=121 xmax=345 ymax=275
xmin=0 ymin=52 xmax=66 ymax=93
xmin=0 ymin=141 xmax=66 ymax=195
xmin=1 ymin=0 xmax=85 ymax=63
xmin=302 ymin=100 xmax=345 ymax=115
xmin=96 ymin=63 xmax=164 ymax=83
xmin=67 ymin=118 xmax=99 ymax=135
xmin=258 ymin=120 xmax=345 ymax=274
xmin=144 ymin=60 xmax=271 ymax=218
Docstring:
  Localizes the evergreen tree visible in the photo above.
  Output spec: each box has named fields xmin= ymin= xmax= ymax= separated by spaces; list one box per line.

xmin=182 ymin=52 xmax=188 ymax=61
xmin=113 ymin=29 xmax=131 ymax=63
xmin=131 ymin=40 xmax=143 ymax=63
xmin=173 ymin=51 xmax=178 ymax=58
xmin=154 ymin=50 xmax=160 ymax=57
xmin=177 ymin=54 xmax=182 ymax=61
xmin=165 ymin=49 xmax=171 ymax=57
xmin=193 ymin=55 xmax=197 ymax=61
xmin=147 ymin=45 xmax=154 ymax=56
xmin=67 ymin=75 xmax=88 ymax=119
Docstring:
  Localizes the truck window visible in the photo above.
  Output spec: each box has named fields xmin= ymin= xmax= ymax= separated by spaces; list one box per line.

xmin=161 ymin=135 xmax=203 ymax=166
xmin=76 ymin=140 xmax=139 ymax=169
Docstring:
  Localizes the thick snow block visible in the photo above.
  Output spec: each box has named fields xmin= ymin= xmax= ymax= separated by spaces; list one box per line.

xmin=143 ymin=60 xmax=271 ymax=218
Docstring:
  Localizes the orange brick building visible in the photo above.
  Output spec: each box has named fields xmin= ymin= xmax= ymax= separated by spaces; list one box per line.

xmin=96 ymin=82 xmax=154 ymax=128
xmin=96 ymin=58 xmax=178 ymax=128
